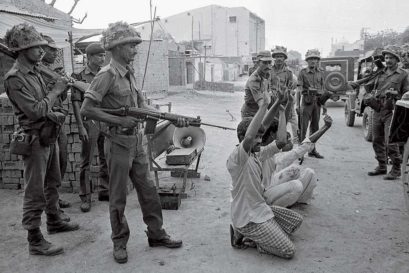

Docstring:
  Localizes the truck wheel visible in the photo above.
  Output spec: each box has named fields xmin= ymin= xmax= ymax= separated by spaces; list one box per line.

xmin=344 ymin=100 xmax=355 ymax=126
xmin=363 ymin=107 xmax=373 ymax=142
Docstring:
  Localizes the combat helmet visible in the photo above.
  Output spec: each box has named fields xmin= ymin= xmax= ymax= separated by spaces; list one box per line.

xmin=4 ymin=23 xmax=47 ymax=52
xmin=101 ymin=21 xmax=142 ymax=50
xmin=271 ymin=45 xmax=288 ymax=59
xmin=305 ymin=49 xmax=321 ymax=60
xmin=382 ymin=45 xmax=401 ymax=62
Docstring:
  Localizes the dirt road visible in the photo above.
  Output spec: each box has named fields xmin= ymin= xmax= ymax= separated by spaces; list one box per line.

xmin=1 ymin=91 xmax=408 ymax=273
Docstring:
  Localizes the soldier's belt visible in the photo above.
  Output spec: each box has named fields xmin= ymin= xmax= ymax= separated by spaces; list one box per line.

xmin=109 ymin=125 xmax=141 ymax=136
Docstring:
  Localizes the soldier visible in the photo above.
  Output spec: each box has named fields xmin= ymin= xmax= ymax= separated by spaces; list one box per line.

xmin=248 ymin=52 xmax=258 ymax=76
xmin=71 ymin=43 xmax=108 ymax=212
xmin=4 ymin=23 xmax=79 ymax=256
xmin=401 ymin=44 xmax=409 ymax=70
xmin=350 ymin=45 xmax=409 ymax=180
xmin=40 ymin=34 xmax=71 ymax=221
xmin=296 ymin=49 xmax=325 ymax=159
xmin=270 ymin=45 xmax=299 ymax=144
xmin=241 ymin=50 xmax=272 ymax=118
xmin=80 ymin=21 xmax=186 ymax=264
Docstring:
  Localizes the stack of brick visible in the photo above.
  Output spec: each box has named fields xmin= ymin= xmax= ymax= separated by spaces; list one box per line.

xmin=0 ymin=95 xmax=23 ymax=190
xmin=0 ymin=94 xmax=101 ymax=193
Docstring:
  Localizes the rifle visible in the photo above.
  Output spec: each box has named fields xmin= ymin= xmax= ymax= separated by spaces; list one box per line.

xmin=100 ymin=106 xmax=236 ymax=135
xmin=0 ymin=42 xmax=90 ymax=93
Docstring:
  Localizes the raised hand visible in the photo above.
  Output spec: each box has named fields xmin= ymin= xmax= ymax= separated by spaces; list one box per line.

xmin=323 ymin=114 xmax=333 ymax=128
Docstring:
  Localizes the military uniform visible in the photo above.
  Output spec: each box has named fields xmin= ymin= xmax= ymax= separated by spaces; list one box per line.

xmin=365 ymin=66 xmax=409 ymax=176
xmin=84 ymin=58 xmax=167 ymax=248
xmin=241 ymin=69 xmax=270 ymax=118
xmin=72 ymin=65 xmax=109 ymax=203
xmin=297 ymin=66 xmax=325 ymax=144
xmin=5 ymin=60 xmax=63 ymax=230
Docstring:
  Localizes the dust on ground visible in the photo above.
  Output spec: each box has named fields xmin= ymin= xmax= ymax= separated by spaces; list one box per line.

xmin=0 ymin=90 xmax=408 ymax=273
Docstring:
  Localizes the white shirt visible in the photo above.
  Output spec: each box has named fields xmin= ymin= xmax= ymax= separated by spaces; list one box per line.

xmin=260 ymin=138 xmax=314 ymax=189
xmin=226 ymin=143 xmax=275 ymax=228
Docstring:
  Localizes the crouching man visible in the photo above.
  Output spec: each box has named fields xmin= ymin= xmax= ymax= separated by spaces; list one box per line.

xmin=226 ymin=89 xmax=303 ymax=259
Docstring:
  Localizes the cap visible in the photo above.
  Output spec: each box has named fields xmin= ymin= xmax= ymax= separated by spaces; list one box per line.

xmin=85 ymin=42 xmax=105 ymax=55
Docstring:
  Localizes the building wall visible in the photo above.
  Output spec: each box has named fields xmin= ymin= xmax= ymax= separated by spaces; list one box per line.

xmin=134 ymin=40 xmax=169 ymax=99
xmin=136 ymin=5 xmax=265 ymax=58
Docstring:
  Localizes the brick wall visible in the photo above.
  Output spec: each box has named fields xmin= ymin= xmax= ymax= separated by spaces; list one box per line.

xmin=0 ymin=93 xmax=101 ymax=192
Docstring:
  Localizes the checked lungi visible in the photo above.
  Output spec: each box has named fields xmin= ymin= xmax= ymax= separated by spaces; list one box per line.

xmin=237 ymin=205 xmax=303 ymax=258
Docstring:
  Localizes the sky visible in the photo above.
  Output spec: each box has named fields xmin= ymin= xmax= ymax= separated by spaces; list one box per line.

xmin=50 ymin=0 xmax=409 ymax=57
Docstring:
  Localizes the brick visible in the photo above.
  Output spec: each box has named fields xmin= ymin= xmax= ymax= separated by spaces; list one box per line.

xmin=2 ymin=161 xmax=24 ymax=170
xmin=2 ymin=177 xmax=20 ymax=184
xmin=0 ymin=183 xmax=21 ymax=190
xmin=68 ymin=153 xmax=75 ymax=162
xmin=74 ymin=152 xmax=81 ymax=162
xmin=71 ymin=143 xmax=81 ymax=153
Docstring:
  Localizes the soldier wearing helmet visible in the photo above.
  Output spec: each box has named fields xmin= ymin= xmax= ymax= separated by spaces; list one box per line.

xmin=241 ymin=50 xmax=273 ymax=118
xmin=270 ymin=45 xmax=299 ymax=144
xmin=3 ymin=23 xmax=79 ymax=256
xmin=80 ymin=21 xmax=187 ymax=264
xmin=296 ymin=49 xmax=325 ymax=159
xmin=349 ymin=45 xmax=409 ymax=180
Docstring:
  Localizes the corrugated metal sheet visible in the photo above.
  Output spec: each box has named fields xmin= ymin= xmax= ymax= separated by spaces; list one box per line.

xmin=0 ymin=3 xmax=57 ymax=21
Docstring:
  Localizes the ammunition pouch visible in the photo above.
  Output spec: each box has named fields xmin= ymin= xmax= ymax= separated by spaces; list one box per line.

xmin=39 ymin=112 xmax=66 ymax=146
xmin=10 ymin=130 xmax=34 ymax=156
xmin=302 ymin=88 xmax=318 ymax=105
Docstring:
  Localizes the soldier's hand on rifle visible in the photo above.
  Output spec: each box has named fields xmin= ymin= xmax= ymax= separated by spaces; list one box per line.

xmin=122 ymin=116 xmax=140 ymax=128
xmin=323 ymin=115 xmax=333 ymax=128
xmin=78 ymin=126 xmax=89 ymax=142
xmin=173 ymin=117 xmax=190 ymax=128
xmin=51 ymin=77 xmax=70 ymax=95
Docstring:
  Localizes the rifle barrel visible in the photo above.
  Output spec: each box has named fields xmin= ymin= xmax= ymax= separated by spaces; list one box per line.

xmin=200 ymin=122 xmax=235 ymax=131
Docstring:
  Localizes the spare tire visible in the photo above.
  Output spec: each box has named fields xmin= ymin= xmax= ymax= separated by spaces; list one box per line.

xmin=325 ymin=71 xmax=346 ymax=93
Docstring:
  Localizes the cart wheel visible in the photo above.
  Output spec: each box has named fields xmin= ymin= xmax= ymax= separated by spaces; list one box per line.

xmin=363 ymin=107 xmax=373 ymax=142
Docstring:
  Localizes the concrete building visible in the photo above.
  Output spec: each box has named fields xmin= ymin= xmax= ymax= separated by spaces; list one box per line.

xmin=329 ymin=37 xmax=364 ymax=58
xmin=137 ymin=5 xmax=265 ymax=85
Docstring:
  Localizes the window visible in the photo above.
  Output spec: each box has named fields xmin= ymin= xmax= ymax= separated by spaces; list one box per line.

xmin=325 ymin=64 xmax=341 ymax=72
xmin=229 ymin=16 xmax=236 ymax=23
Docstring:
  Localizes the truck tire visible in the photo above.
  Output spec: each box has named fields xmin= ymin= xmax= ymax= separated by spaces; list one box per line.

xmin=344 ymin=100 xmax=355 ymax=126
xmin=363 ymin=107 xmax=373 ymax=142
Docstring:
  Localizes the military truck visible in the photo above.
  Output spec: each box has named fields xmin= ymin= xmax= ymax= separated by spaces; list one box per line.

xmin=343 ymin=48 xmax=384 ymax=142
xmin=319 ymin=56 xmax=355 ymax=101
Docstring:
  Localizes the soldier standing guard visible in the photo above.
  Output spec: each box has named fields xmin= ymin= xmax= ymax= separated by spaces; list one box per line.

xmin=80 ymin=21 xmax=186 ymax=264
xmin=350 ymin=45 xmax=409 ymax=180
xmin=270 ymin=45 xmax=299 ymax=144
xmin=71 ymin=43 xmax=108 ymax=212
xmin=4 ymin=23 xmax=79 ymax=256
xmin=297 ymin=49 xmax=325 ymax=158
xmin=40 ymin=34 xmax=71 ymax=221
xmin=241 ymin=50 xmax=272 ymax=118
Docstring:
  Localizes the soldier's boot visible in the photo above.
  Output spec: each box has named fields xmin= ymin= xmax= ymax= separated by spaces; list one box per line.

xmin=58 ymin=209 xmax=70 ymax=222
xmin=28 ymin=228 xmax=64 ymax=256
xmin=146 ymin=231 xmax=183 ymax=248
xmin=58 ymin=199 xmax=71 ymax=208
xmin=384 ymin=165 xmax=401 ymax=180
xmin=368 ymin=165 xmax=387 ymax=176
xmin=113 ymin=245 xmax=127 ymax=264
xmin=46 ymin=213 xmax=79 ymax=234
